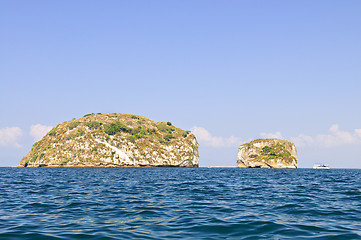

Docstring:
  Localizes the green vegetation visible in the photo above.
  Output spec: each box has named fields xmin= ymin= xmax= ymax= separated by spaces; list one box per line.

xmin=31 ymin=154 xmax=38 ymax=162
xmin=167 ymin=122 xmax=172 ymax=126
xmin=128 ymin=135 xmax=136 ymax=143
xmin=182 ymin=130 xmax=191 ymax=138
xmin=164 ymin=134 xmax=174 ymax=142
xmin=104 ymin=122 xmax=131 ymax=135
xmin=103 ymin=121 xmax=151 ymax=141
xmin=260 ymin=146 xmax=273 ymax=155
xmin=191 ymin=144 xmax=199 ymax=158
xmin=147 ymin=128 xmax=156 ymax=134
xmin=86 ymin=121 xmax=101 ymax=129
xmin=157 ymin=123 xmax=174 ymax=134
xmin=66 ymin=135 xmax=74 ymax=141
xmin=157 ymin=123 xmax=168 ymax=132
xmin=83 ymin=113 xmax=95 ymax=117
xmin=48 ymin=128 xmax=57 ymax=136
xmin=137 ymin=126 xmax=147 ymax=137
xmin=68 ymin=121 xmax=80 ymax=130
xmin=257 ymin=143 xmax=295 ymax=163
xmin=78 ymin=129 xmax=85 ymax=136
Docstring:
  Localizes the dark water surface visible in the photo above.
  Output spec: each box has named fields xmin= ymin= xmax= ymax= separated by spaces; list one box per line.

xmin=1 ymin=168 xmax=361 ymax=239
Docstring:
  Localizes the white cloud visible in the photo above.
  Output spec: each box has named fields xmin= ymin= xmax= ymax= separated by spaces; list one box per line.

xmin=316 ymin=124 xmax=355 ymax=147
xmin=192 ymin=124 xmax=361 ymax=149
xmin=355 ymin=129 xmax=361 ymax=138
xmin=0 ymin=127 xmax=23 ymax=148
xmin=30 ymin=124 xmax=53 ymax=141
xmin=259 ymin=131 xmax=283 ymax=139
xmin=292 ymin=124 xmax=361 ymax=148
xmin=291 ymin=134 xmax=314 ymax=147
xmin=191 ymin=126 xmax=242 ymax=147
xmin=258 ymin=124 xmax=361 ymax=148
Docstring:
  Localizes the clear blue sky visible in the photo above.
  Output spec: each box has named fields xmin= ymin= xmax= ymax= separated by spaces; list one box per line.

xmin=1 ymin=0 xmax=361 ymax=167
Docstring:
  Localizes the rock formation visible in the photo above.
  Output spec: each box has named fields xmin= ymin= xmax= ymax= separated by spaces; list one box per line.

xmin=19 ymin=113 xmax=199 ymax=167
xmin=237 ymin=139 xmax=297 ymax=168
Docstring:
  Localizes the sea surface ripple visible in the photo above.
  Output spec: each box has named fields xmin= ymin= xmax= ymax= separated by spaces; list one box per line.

xmin=1 ymin=168 xmax=361 ymax=239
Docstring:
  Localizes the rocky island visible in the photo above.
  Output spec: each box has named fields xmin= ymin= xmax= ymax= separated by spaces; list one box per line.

xmin=237 ymin=139 xmax=297 ymax=168
xmin=20 ymin=113 xmax=199 ymax=167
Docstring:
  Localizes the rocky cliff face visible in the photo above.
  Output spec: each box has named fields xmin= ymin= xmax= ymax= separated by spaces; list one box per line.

xmin=237 ymin=139 xmax=297 ymax=168
xmin=20 ymin=113 xmax=199 ymax=167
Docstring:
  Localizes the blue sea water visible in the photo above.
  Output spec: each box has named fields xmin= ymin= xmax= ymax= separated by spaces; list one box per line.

xmin=0 ymin=168 xmax=361 ymax=240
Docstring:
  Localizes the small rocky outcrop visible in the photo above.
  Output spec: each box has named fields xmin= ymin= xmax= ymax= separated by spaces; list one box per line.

xmin=19 ymin=113 xmax=199 ymax=167
xmin=237 ymin=139 xmax=297 ymax=168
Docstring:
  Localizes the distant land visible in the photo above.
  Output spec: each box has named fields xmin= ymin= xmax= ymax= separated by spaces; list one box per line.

xmin=237 ymin=139 xmax=297 ymax=168
xmin=19 ymin=113 xmax=199 ymax=168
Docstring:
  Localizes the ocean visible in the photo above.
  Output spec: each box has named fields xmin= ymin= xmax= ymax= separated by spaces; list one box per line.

xmin=0 ymin=167 xmax=360 ymax=239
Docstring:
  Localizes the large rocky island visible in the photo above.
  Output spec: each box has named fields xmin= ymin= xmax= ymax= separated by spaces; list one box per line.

xmin=20 ymin=113 xmax=199 ymax=167
xmin=237 ymin=139 xmax=297 ymax=168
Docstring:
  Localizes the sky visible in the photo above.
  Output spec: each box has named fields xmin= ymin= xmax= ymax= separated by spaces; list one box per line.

xmin=1 ymin=0 xmax=361 ymax=167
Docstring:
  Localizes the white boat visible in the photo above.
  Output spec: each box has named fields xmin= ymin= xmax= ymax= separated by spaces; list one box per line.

xmin=313 ymin=164 xmax=330 ymax=169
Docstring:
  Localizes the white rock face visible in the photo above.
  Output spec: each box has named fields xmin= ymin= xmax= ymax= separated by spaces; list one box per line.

xmin=237 ymin=139 xmax=297 ymax=168
xmin=94 ymin=139 xmax=133 ymax=165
